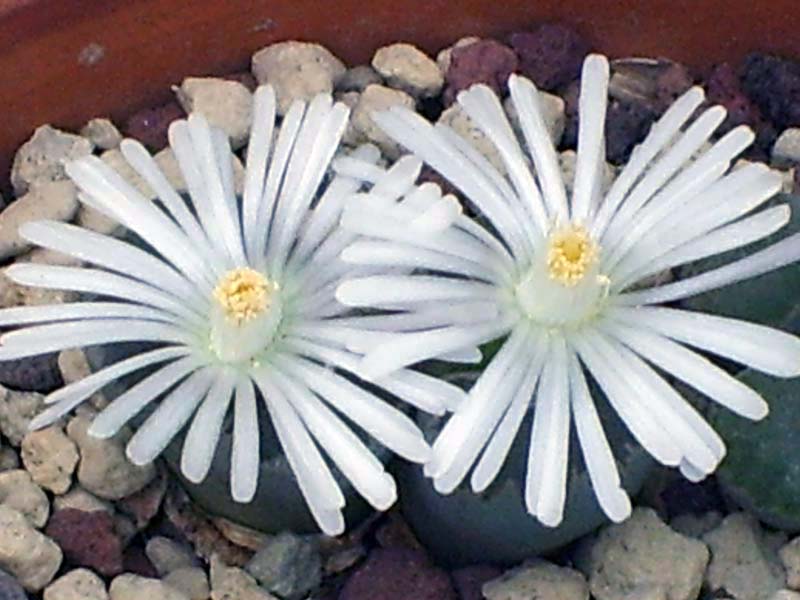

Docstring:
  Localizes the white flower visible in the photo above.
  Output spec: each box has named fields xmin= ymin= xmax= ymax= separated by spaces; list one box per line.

xmin=0 ymin=85 xmax=465 ymax=536
xmin=335 ymin=54 xmax=800 ymax=527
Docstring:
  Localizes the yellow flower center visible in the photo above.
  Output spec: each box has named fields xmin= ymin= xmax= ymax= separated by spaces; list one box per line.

xmin=546 ymin=225 xmax=599 ymax=287
xmin=213 ymin=268 xmax=274 ymax=324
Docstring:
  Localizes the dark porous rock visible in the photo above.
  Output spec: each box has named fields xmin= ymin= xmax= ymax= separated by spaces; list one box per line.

xmin=0 ymin=353 xmax=62 ymax=393
xmin=741 ymin=52 xmax=800 ymax=130
xmin=122 ymin=544 xmax=159 ymax=578
xmin=45 ymin=508 xmax=124 ymax=577
xmin=658 ymin=474 xmax=725 ymax=520
xmin=374 ymin=512 xmax=423 ymax=551
xmin=117 ymin=467 xmax=168 ymax=530
xmin=609 ymin=58 xmax=693 ymax=115
xmin=123 ymin=101 xmax=184 ymax=152
xmin=509 ymin=23 xmax=590 ymax=92
xmin=452 ymin=565 xmax=502 ymax=600
xmin=0 ymin=569 xmax=27 ymax=600
xmin=707 ymin=62 xmax=763 ymax=130
xmin=443 ymin=39 xmax=518 ymax=105
xmin=604 ymin=100 xmax=656 ymax=164
xmin=338 ymin=547 xmax=456 ymax=600
xmin=653 ymin=61 xmax=695 ymax=112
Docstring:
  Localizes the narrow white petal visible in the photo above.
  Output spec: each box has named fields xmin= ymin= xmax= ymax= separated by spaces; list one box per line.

xmin=0 ymin=302 xmax=175 ymax=327
xmin=89 ymin=355 xmax=201 ymax=438
xmin=180 ymin=369 xmax=236 ymax=483
xmin=336 ymin=275 xmax=497 ymax=309
xmin=126 ymin=368 xmax=214 ymax=465
xmin=231 ymin=377 xmax=260 ymax=502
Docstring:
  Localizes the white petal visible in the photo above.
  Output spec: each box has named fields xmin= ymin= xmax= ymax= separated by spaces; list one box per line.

xmin=231 ymin=377 xmax=260 ymax=502
xmin=0 ymin=302 xmax=175 ymax=327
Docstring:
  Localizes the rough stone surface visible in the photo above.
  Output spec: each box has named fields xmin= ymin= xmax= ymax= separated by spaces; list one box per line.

xmin=0 ymin=568 xmax=27 ymax=600
xmin=44 ymin=568 xmax=109 ymax=600
xmin=773 ymin=129 xmax=800 ymax=167
xmin=11 ymin=125 xmax=93 ymax=195
xmin=67 ymin=415 xmax=155 ymax=500
xmin=176 ymin=77 xmax=253 ymax=149
xmin=436 ymin=36 xmax=480 ymax=74
xmin=209 ymin=555 xmax=276 ymax=600
xmin=372 ymin=43 xmax=443 ymax=98
xmin=0 ymin=469 xmax=49 ymax=527
xmin=0 ymin=505 xmax=63 ymax=592
xmin=246 ymin=532 xmax=321 ymax=600
xmin=21 ymin=425 xmax=79 ymax=494
xmin=707 ymin=62 xmax=764 ymax=132
xmin=510 ymin=24 xmax=590 ymax=91
xmin=116 ymin=468 xmax=167 ymax=529
xmin=483 ymin=560 xmax=590 ymax=600
xmin=45 ymin=508 xmax=124 ymax=577
xmin=0 ymin=444 xmax=19 ymax=471
xmin=671 ymin=511 xmax=723 ymax=539
xmin=81 ymin=118 xmax=123 ymax=150
xmin=339 ymin=547 xmax=456 ymax=600
xmin=251 ymin=41 xmax=345 ymax=115
xmin=582 ymin=508 xmax=709 ymax=600
xmin=146 ymin=537 xmax=196 ymax=576
xmin=0 ymin=387 xmax=45 ymax=445
xmin=53 ymin=486 xmax=113 ymax=513
xmin=0 ymin=180 xmax=79 ymax=259
xmin=437 ymin=103 xmax=504 ymax=172
xmin=704 ymin=513 xmax=786 ymax=600
xmin=608 ymin=59 xmax=693 ymax=115
xmin=164 ymin=567 xmax=209 ymax=600
xmin=741 ymin=53 xmax=800 ymax=130
xmin=109 ymin=574 xmax=189 ymax=600
xmin=0 ymin=351 xmax=63 ymax=394
xmin=337 ymin=65 xmax=382 ymax=92
xmin=452 ymin=565 xmax=502 ymax=600
xmin=349 ymin=84 xmax=415 ymax=159
xmin=443 ymin=39 xmax=518 ymax=105
xmin=781 ymin=537 xmax=800 ymax=590
xmin=124 ymin=101 xmax=184 ymax=152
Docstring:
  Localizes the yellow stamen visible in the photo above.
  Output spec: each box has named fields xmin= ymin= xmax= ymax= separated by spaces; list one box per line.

xmin=213 ymin=268 xmax=274 ymax=324
xmin=547 ymin=225 xmax=599 ymax=286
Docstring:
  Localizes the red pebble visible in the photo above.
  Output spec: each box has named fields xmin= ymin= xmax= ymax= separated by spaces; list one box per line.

xmin=45 ymin=509 xmax=124 ymax=577
xmin=338 ymin=548 xmax=456 ymax=600
xmin=444 ymin=40 xmax=518 ymax=105
xmin=123 ymin=101 xmax=185 ymax=151
xmin=509 ymin=23 xmax=590 ymax=91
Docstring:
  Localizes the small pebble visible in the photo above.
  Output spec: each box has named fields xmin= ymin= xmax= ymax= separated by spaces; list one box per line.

xmin=164 ymin=567 xmax=210 ymax=600
xmin=581 ymin=508 xmax=709 ymax=600
xmin=0 ymin=505 xmax=62 ymax=592
xmin=349 ymin=84 xmax=416 ymax=159
xmin=372 ymin=43 xmax=443 ymax=98
xmin=45 ymin=509 xmax=124 ymax=577
xmin=146 ymin=537 xmax=196 ymax=577
xmin=0 ymin=387 xmax=44 ymax=445
xmin=209 ymin=555 xmax=277 ymax=600
xmin=337 ymin=65 xmax=382 ymax=92
xmin=0 ymin=444 xmax=19 ymax=471
xmin=251 ymin=41 xmax=345 ymax=115
xmin=509 ymin=24 xmax=590 ymax=91
xmin=772 ymin=128 xmax=800 ymax=168
xmin=0 ymin=469 xmax=49 ymax=527
xmin=58 ymin=349 xmax=106 ymax=410
xmin=109 ymin=574 xmax=189 ymax=600
xmin=124 ymin=101 xmax=184 ymax=152
xmin=504 ymin=90 xmax=566 ymax=144
xmin=741 ymin=53 xmax=800 ymax=130
xmin=704 ymin=512 xmax=786 ymax=600
xmin=10 ymin=125 xmax=93 ymax=195
xmin=437 ymin=104 xmax=505 ymax=172
xmin=246 ymin=532 xmax=321 ymax=600
xmin=436 ymin=36 xmax=480 ymax=74
xmin=21 ymin=426 xmax=79 ymax=494
xmin=175 ymin=77 xmax=253 ymax=149
xmin=116 ymin=468 xmax=168 ymax=529
xmin=483 ymin=560 xmax=589 ymax=600
xmin=0 ymin=568 xmax=27 ymax=600
xmin=707 ymin=62 xmax=763 ymax=132
xmin=212 ymin=517 xmax=269 ymax=551
xmin=81 ymin=118 xmax=123 ymax=150
xmin=443 ymin=39 xmax=518 ymax=105
xmin=44 ymin=568 xmax=109 ymax=600
xmin=53 ymin=486 xmax=113 ymax=513
xmin=0 ymin=180 xmax=79 ymax=259
xmin=559 ymin=150 xmax=615 ymax=196
xmin=66 ymin=415 xmax=155 ymax=500
xmin=781 ymin=536 xmax=800 ymax=590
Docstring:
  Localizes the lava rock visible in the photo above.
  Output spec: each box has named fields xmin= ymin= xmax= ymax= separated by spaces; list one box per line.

xmin=509 ymin=23 xmax=590 ymax=91
xmin=245 ymin=532 xmax=321 ymax=600
xmin=251 ymin=41 xmax=345 ymax=115
xmin=704 ymin=513 xmax=786 ymax=600
xmin=0 ymin=353 xmax=63 ymax=394
xmin=124 ymin=101 xmax=184 ymax=152
xmin=21 ymin=426 xmax=79 ymax=494
xmin=339 ymin=547 xmax=456 ymax=600
xmin=581 ymin=508 xmax=709 ymax=600
xmin=443 ymin=39 xmax=518 ymax=105
xmin=45 ymin=509 xmax=124 ymax=577
xmin=603 ymin=100 xmax=657 ymax=164
xmin=0 ymin=506 xmax=62 ymax=592
xmin=436 ymin=36 xmax=480 ymax=74
xmin=372 ymin=43 xmax=443 ymax=98
xmin=741 ymin=53 xmax=800 ymax=130
xmin=43 ymin=568 xmax=109 ymax=600
xmin=0 ymin=569 xmax=27 ymax=600
xmin=483 ymin=560 xmax=589 ymax=600
xmin=116 ymin=468 xmax=167 ymax=530
xmin=0 ymin=469 xmax=50 ymax=528
xmin=10 ymin=125 xmax=93 ymax=196
xmin=452 ymin=565 xmax=502 ymax=600
xmin=707 ymin=62 xmax=763 ymax=131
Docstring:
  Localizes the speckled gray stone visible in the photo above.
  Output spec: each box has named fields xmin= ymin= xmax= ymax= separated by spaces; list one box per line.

xmin=483 ymin=560 xmax=589 ymax=600
xmin=245 ymin=533 xmax=321 ymax=600
xmin=11 ymin=125 xmax=93 ymax=195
